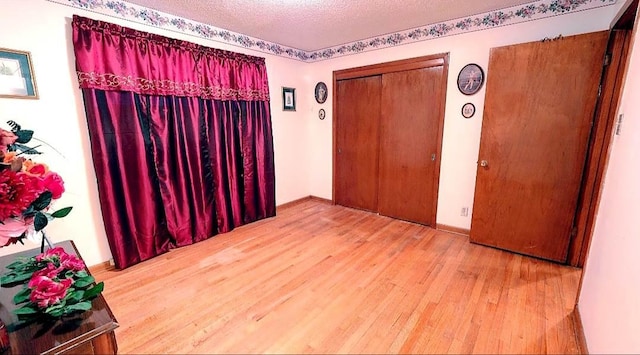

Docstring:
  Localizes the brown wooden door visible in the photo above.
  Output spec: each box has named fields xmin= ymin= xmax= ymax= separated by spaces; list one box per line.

xmin=378 ymin=67 xmax=445 ymax=225
xmin=334 ymin=75 xmax=382 ymax=212
xmin=470 ymin=31 xmax=608 ymax=262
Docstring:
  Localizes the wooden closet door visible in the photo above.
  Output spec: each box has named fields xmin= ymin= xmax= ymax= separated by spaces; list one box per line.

xmin=378 ymin=67 xmax=445 ymax=225
xmin=470 ymin=31 xmax=608 ymax=262
xmin=334 ymin=75 xmax=382 ymax=212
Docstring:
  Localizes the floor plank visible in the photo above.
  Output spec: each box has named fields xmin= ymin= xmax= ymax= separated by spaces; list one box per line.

xmin=92 ymin=200 xmax=582 ymax=354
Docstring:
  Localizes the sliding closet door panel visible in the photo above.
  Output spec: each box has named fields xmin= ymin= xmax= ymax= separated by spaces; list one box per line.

xmin=335 ymin=75 xmax=382 ymax=212
xmin=378 ymin=67 xmax=445 ymax=225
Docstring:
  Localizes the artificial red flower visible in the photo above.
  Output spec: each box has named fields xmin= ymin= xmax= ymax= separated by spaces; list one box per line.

xmin=27 ymin=276 xmax=72 ymax=308
xmin=24 ymin=162 xmax=49 ymax=177
xmin=42 ymin=172 xmax=65 ymax=199
xmin=0 ymin=122 xmax=73 ymax=250
xmin=0 ymin=170 xmax=45 ymax=220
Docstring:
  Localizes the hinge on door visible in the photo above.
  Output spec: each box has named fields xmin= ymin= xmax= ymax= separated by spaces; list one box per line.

xmin=570 ymin=226 xmax=578 ymax=238
xmin=615 ymin=114 xmax=624 ymax=135
xmin=598 ymin=84 xmax=602 ymax=98
xmin=604 ymin=53 xmax=611 ymax=66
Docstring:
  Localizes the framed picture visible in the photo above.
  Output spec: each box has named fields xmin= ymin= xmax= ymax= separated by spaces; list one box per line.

xmin=318 ymin=108 xmax=326 ymax=120
xmin=457 ymin=63 xmax=484 ymax=96
xmin=462 ymin=103 xmax=476 ymax=118
xmin=314 ymin=82 xmax=328 ymax=104
xmin=282 ymin=87 xmax=296 ymax=111
xmin=0 ymin=48 xmax=38 ymax=99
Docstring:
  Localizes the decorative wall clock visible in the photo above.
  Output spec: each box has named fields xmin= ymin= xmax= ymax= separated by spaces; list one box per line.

xmin=457 ymin=63 xmax=484 ymax=95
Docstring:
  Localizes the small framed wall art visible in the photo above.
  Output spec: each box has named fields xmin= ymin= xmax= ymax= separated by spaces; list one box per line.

xmin=0 ymin=47 xmax=38 ymax=99
xmin=457 ymin=63 xmax=484 ymax=96
xmin=462 ymin=103 xmax=476 ymax=118
xmin=282 ymin=87 xmax=296 ymax=111
xmin=314 ymin=82 xmax=327 ymax=104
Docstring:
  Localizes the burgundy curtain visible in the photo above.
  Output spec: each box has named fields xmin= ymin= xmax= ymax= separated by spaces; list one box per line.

xmin=73 ymin=15 xmax=275 ymax=269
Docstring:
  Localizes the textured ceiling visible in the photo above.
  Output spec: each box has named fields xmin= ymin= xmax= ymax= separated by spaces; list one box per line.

xmin=124 ymin=0 xmax=536 ymax=51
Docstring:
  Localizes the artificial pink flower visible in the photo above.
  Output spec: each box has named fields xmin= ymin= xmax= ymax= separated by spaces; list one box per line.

xmin=0 ymin=129 xmax=17 ymax=153
xmin=28 ymin=275 xmax=72 ymax=308
xmin=60 ymin=253 xmax=85 ymax=272
xmin=0 ymin=217 xmax=30 ymax=246
xmin=42 ymin=172 xmax=65 ymax=200
xmin=35 ymin=246 xmax=67 ymax=262
xmin=0 ymin=237 xmax=21 ymax=247
xmin=0 ymin=170 xmax=45 ymax=220
xmin=31 ymin=263 xmax=63 ymax=280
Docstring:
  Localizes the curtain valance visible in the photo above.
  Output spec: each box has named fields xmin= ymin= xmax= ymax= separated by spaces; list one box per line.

xmin=72 ymin=15 xmax=270 ymax=101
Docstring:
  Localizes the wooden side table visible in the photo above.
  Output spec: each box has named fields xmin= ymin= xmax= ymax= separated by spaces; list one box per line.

xmin=0 ymin=240 xmax=119 ymax=354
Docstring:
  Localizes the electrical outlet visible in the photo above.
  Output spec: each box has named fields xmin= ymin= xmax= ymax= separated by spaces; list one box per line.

xmin=461 ymin=207 xmax=469 ymax=217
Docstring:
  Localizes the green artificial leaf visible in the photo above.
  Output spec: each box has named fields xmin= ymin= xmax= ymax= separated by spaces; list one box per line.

xmin=34 ymin=212 xmax=49 ymax=231
xmin=47 ymin=308 xmax=65 ymax=317
xmin=67 ymin=290 xmax=85 ymax=302
xmin=1 ymin=271 xmax=34 ymax=285
xmin=32 ymin=191 xmax=52 ymax=211
xmin=21 ymin=205 xmax=36 ymax=217
xmin=75 ymin=271 xmax=88 ymax=278
xmin=0 ymin=275 xmax=15 ymax=285
xmin=5 ymin=260 xmax=25 ymax=269
xmin=13 ymin=287 xmax=31 ymax=304
xmin=66 ymin=301 xmax=92 ymax=312
xmin=74 ymin=276 xmax=95 ymax=289
xmin=83 ymin=282 xmax=104 ymax=300
xmin=10 ymin=143 xmax=41 ymax=155
xmin=51 ymin=206 xmax=73 ymax=218
xmin=45 ymin=303 xmax=65 ymax=313
xmin=13 ymin=305 xmax=38 ymax=315
xmin=15 ymin=129 xmax=34 ymax=144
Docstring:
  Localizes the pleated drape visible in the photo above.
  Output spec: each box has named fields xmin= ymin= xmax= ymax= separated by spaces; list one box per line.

xmin=73 ymin=16 xmax=275 ymax=269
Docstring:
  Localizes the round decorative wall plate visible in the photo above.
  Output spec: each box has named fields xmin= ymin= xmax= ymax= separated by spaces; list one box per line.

xmin=315 ymin=82 xmax=328 ymax=104
xmin=457 ymin=63 xmax=484 ymax=95
xmin=462 ymin=103 xmax=475 ymax=118
xmin=318 ymin=108 xmax=326 ymax=120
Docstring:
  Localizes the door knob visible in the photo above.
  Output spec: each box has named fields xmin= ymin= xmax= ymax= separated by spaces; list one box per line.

xmin=479 ymin=160 xmax=489 ymax=167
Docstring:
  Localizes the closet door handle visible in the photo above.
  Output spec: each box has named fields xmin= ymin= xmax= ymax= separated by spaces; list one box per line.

xmin=431 ymin=153 xmax=436 ymax=161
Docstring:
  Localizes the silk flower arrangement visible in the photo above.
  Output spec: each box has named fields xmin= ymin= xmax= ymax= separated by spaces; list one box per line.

xmin=0 ymin=121 xmax=103 ymax=322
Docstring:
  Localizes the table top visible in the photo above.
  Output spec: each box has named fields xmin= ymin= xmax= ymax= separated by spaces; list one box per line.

xmin=0 ymin=240 xmax=118 ymax=354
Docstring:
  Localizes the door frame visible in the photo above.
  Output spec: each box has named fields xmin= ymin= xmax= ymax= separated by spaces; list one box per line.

xmin=332 ymin=53 xmax=449 ymax=226
xmin=568 ymin=0 xmax=638 ymax=267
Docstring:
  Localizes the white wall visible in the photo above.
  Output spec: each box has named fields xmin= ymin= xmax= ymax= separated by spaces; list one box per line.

xmin=0 ymin=0 xmax=310 ymax=266
xmin=305 ymin=8 xmax=616 ymax=229
xmin=0 ymin=0 xmax=624 ymax=270
xmin=2 ymin=1 xmax=639 ymax=351
xmin=578 ymin=4 xmax=640 ymax=353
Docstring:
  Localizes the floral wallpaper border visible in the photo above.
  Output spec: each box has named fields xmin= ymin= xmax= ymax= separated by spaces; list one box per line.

xmin=48 ymin=0 xmax=617 ymax=62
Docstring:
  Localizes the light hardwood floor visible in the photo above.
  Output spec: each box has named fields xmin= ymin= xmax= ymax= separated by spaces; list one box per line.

xmin=91 ymin=199 xmax=582 ymax=354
